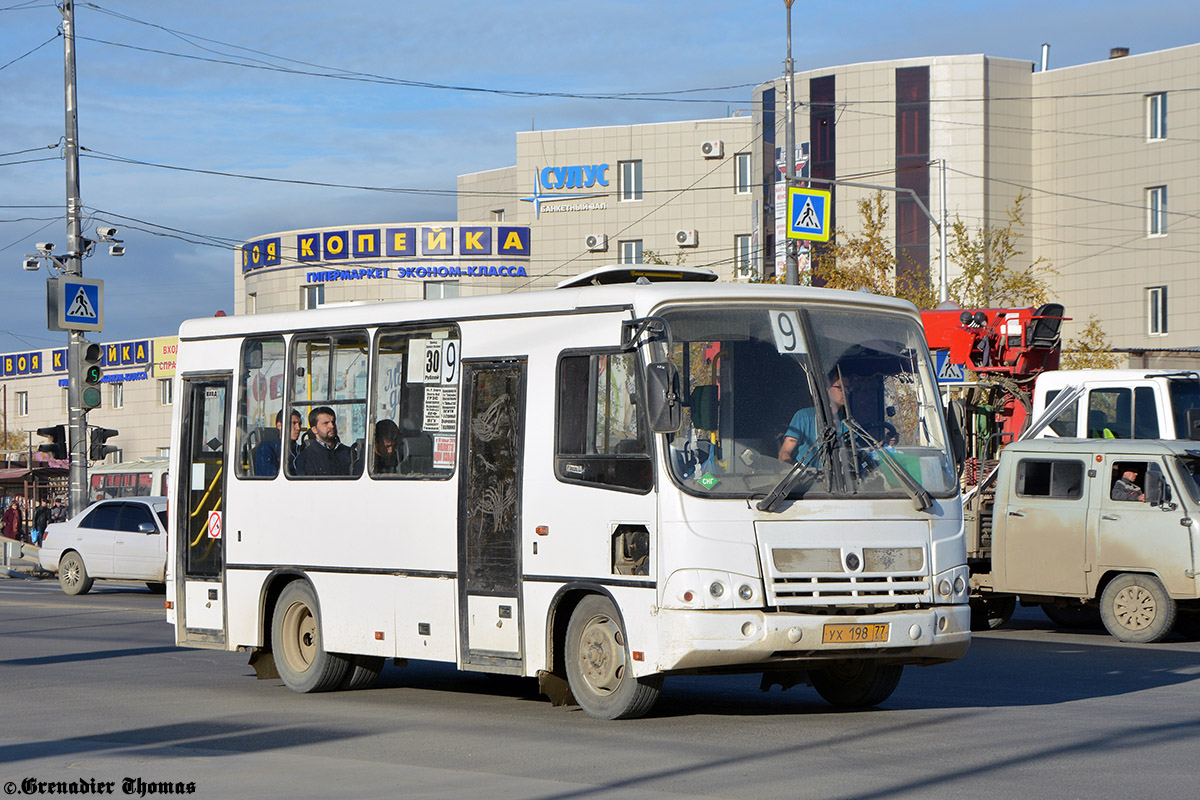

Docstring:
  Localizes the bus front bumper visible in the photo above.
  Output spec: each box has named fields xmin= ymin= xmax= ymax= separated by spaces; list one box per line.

xmin=654 ymin=604 xmax=970 ymax=673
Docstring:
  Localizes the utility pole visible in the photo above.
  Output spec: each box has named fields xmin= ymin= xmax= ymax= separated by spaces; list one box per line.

xmin=938 ymin=158 xmax=949 ymax=303
xmin=61 ymin=0 xmax=89 ymax=516
xmin=783 ymin=0 xmax=798 ymax=285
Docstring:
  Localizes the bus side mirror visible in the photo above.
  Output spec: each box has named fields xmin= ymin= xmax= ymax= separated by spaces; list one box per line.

xmin=645 ymin=361 xmax=682 ymax=433
xmin=946 ymin=399 xmax=967 ymax=473
xmin=1186 ymin=408 xmax=1200 ymax=440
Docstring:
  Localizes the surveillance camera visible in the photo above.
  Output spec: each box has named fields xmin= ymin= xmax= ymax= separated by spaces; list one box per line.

xmin=96 ymin=227 xmax=117 ymax=239
xmin=36 ymin=242 xmax=55 ymax=253
xmin=108 ymin=244 xmax=125 ymax=257
xmin=23 ymin=257 xmax=40 ymax=271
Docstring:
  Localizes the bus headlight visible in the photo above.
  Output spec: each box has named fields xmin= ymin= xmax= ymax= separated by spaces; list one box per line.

xmin=933 ymin=565 xmax=970 ymax=605
xmin=662 ymin=570 xmax=764 ymax=610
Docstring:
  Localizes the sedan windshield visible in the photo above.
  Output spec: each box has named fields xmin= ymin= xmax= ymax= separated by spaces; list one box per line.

xmin=657 ymin=304 xmax=956 ymax=501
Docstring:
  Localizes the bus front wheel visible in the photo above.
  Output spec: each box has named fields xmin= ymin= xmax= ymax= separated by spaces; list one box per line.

xmin=564 ymin=595 xmax=662 ymax=720
xmin=271 ymin=581 xmax=350 ymax=692
xmin=810 ymin=660 xmax=903 ymax=708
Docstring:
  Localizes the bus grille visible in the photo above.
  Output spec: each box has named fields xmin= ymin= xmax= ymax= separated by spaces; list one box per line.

xmin=769 ymin=574 xmax=931 ymax=607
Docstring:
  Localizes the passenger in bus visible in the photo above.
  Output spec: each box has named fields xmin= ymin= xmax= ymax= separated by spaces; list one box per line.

xmin=255 ymin=409 xmax=302 ymax=477
xmin=373 ymin=419 xmax=401 ymax=473
xmin=294 ymin=406 xmax=355 ymax=476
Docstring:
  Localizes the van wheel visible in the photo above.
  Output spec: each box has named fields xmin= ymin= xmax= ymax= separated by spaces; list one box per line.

xmin=811 ymin=660 xmax=903 ymax=708
xmin=339 ymin=656 xmax=385 ymax=690
xmin=1041 ymin=600 xmax=1102 ymax=629
xmin=1100 ymin=573 xmax=1176 ymax=643
xmin=58 ymin=551 xmax=93 ymax=596
xmin=565 ymin=595 xmax=662 ymax=719
xmin=271 ymin=581 xmax=350 ymax=692
xmin=970 ymin=596 xmax=1015 ymax=630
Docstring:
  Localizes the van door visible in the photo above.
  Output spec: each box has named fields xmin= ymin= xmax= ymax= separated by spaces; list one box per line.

xmin=458 ymin=359 xmax=526 ymax=671
xmin=175 ymin=376 xmax=230 ymax=646
xmin=1098 ymin=458 xmax=1193 ymax=596
xmin=1002 ymin=455 xmax=1090 ymax=595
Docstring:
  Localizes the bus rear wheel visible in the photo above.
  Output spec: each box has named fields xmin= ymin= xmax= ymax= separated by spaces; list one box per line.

xmin=810 ymin=660 xmax=903 ymax=708
xmin=565 ymin=595 xmax=662 ymax=720
xmin=271 ymin=581 xmax=350 ymax=692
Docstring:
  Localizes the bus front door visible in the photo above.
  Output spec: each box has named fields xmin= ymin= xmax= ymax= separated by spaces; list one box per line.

xmin=458 ymin=359 xmax=526 ymax=671
xmin=176 ymin=376 xmax=230 ymax=647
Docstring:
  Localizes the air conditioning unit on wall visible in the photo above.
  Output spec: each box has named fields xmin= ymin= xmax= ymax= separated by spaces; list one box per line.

xmin=584 ymin=233 xmax=608 ymax=252
xmin=700 ymin=140 xmax=724 ymax=159
xmin=675 ymin=229 xmax=698 ymax=247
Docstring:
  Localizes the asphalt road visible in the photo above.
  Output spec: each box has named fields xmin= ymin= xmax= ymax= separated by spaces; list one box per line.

xmin=2 ymin=577 xmax=1199 ymax=799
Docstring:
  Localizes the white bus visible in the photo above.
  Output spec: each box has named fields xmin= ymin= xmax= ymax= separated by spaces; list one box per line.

xmin=165 ymin=267 xmax=969 ymax=719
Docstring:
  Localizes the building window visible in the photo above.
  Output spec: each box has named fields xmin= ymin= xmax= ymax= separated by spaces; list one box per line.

xmin=1147 ymin=93 xmax=1167 ymax=140
xmin=247 ymin=292 xmax=257 ymax=314
xmin=619 ymin=160 xmax=643 ymax=201
xmin=734 ymin=152 xmax=752 ymax=195
xmin=1147 ymin=186 xmax=1167 ymax=236
xmin=490 ymin=209 xmax=505 ymax=221
xmin=1148 ymin=286 xmax=1168 ymax=336
xmin=424 ymin=281 xmax=460 ymax=300
xmin=619 ymin=240 xmax=643 ymax=264
xmin=159 ymin=378 xmax=173 ymax=406
xmin=111 ymin=382 xmax=124 ymax=409
xmin=15 ymin=391 xmax=29 ymax=417
xmin=734 ymin=234 xmax=755 ymax=278
xmin=301 ymin=283 xmax=325 ymax=310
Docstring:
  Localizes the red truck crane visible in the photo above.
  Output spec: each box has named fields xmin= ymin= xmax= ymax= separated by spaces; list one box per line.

xmin=920 ymin=302 xmax=1067 ymax=482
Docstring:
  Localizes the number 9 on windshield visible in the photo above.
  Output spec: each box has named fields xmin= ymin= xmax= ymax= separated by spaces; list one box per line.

xmin=770 ymin=310 xmax=806 ymax=355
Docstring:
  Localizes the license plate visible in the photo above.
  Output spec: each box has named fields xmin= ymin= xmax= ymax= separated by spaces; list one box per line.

xmin=822 ymin=623 xmax=889 ymax=644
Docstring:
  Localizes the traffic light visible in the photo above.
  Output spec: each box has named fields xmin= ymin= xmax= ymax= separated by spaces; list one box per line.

xmin=81 ymin=341 xmax=103 ymax=412
xmin=37 ymin=424 xmax=67 ymax=460
xmin=89 ymin=427 xmax=119 ymax=461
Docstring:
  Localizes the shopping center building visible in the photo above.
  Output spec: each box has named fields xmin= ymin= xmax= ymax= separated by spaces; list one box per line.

xmin=4 ymin=43 xmax=1197 ymax=463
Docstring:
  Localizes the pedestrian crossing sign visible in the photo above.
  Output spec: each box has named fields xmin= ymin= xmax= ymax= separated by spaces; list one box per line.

xmin=57 ymin=277 xmax=105 ymax=332
xmin=787 ymin=186 xmax=831 ymax=242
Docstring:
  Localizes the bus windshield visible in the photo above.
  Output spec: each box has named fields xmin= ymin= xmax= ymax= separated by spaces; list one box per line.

xmin=658 ymin=304 xmax=956 ymax=501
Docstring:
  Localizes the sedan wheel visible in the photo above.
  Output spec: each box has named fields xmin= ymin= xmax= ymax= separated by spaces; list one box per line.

xmin=58 ymin=551 xmax=93 ymax=596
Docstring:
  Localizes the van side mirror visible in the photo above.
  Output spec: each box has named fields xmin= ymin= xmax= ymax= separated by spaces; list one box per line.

xmin=946 ymin=399 xmax=967 ymax=473
xmin=1146 ymin=468 xmax=1164 ymax=505
xmin=645 ymin=361 xmax=682 ymax=433
xmin=1186 ymin=408 xmax=1200 ymax=440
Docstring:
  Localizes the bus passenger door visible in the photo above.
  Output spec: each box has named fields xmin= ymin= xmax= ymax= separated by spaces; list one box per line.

xmin=458 ymin=359 xmax=526 ymax=671
xmin=175 ymin=376 xmax=230 ymax=647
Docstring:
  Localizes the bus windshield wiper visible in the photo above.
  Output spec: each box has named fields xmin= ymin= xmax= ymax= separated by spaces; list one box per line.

xmin=756 ymin=426 xmax=834 ymax=513
xmin=845 ymin=418 xmax=933 ymax=512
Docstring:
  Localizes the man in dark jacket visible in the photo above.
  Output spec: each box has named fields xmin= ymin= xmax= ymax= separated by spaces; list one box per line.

xmin=31 ymin=499 xmax=51 ymax=546
xmin=294 ymin=406 xmax=356 ymax=476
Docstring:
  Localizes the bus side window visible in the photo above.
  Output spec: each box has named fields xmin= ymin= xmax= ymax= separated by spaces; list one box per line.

xmin=371 ymin=326 xmax=459 ymax=479
xmin=555 ymin=350 xmax=652 ymax=493
xmin=288 ymin=332 xmax=369 ymax=479
xmin=235 ymin=336 xmax=286 ymax=479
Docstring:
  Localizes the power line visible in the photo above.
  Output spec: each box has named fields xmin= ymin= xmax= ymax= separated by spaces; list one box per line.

xmin=0 ymin=32 xmax=59 ymax=71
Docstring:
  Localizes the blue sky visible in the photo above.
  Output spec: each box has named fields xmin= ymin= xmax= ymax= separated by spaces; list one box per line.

xmin=1 ymin=0 xmax=1197 ymax=353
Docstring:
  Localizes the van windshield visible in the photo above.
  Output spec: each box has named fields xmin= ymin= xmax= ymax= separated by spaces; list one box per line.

xmin=1174 ymin=454 xmax=1200 ymax=504
xmin=655 ymin=304 xmax=957 ymax=501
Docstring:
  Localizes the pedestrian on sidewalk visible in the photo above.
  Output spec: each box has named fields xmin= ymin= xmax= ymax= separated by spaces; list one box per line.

xmin=2 ymin=499 xmax=22 ymax=542
xmin=31 ymin=499 xmax=51 ymax=546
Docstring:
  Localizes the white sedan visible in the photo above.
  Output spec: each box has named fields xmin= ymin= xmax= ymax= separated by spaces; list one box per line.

xmin=38 ymin=497 xmax=169 ymax=595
